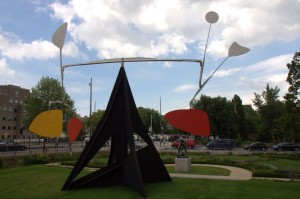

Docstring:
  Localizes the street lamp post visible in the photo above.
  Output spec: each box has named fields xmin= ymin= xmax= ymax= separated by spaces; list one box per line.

xmin=89 ymin=78 xmax=93 ymax=136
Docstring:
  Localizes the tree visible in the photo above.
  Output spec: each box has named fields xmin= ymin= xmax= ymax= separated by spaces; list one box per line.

xmin=81 ymin=109 xmax=106 ymax=138
xmin=252 ymin=84 xmax=284 ymax=142
xmin=286 ymin=52 xmax=300 ymax=105
xmin=232 ymin=95 xmax=246 ymax=139
xmin=81 ymin=107 xmax=166 ymax=139
xmin=275 ymin=52 xmax=300 ymax=142
xmin=137 ymin=107 xmax=165 ymax=136
xmin=192 ymin=95 xmax=237 ymax=139
xmin=24 ymin=77 xmax=76 ymax=131
xmin=243 ymin=105 xmax=259 ymax=140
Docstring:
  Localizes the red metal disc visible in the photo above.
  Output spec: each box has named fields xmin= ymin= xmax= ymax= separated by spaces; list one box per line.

xmin=165 ymin=109 xmax=210 ymax=137
xmin=67 ymin=117 xmax=83 ymax=143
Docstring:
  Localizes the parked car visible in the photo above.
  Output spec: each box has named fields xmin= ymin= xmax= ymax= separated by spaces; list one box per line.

xmin=244 ymin=142 xmax=268 ymax=151
xmin=171 ymin=138 xmax=196 ymax=149
xmin=273 ymin=142 xmax=299 ymax=151
xmin=0 ymin=141 xmax=6 ymax=151
xmin=207 ymin=139 xmax=235 ymax=150
xmin=0 ymin=140 xmax=27 ymax=151
xmin=169 ymin=134 xmax=189 ymax=142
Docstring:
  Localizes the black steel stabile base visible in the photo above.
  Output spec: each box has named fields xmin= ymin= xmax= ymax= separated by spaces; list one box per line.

xmin=62 ymin=67 xmax=171 ymax=198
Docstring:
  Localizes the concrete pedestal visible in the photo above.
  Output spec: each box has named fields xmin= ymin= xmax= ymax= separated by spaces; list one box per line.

xmin=175 ymin=157 xmax=191 ymax=172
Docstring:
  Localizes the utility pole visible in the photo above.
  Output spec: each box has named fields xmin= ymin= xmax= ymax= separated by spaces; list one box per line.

xmin=160 ymin=96 xmax=162 ymax=137
xmin=150 ymin=114 xmax=153 ymax=136
xmin=89 ymin=77 xmax=92 ymax=136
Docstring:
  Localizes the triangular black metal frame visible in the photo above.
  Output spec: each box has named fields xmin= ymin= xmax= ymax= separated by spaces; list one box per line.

xmin=62 ymin=67 xmax=171 ymax=198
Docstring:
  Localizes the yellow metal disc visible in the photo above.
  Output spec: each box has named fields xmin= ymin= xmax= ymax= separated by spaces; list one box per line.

xmin=29 ymin=110 xmax=63 ymax=138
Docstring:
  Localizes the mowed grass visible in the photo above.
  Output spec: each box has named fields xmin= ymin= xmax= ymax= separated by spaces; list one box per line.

xmin=0 ymin=165 xmax=300 ymax=199
xmin=214 ymin=155 xmax=300 ymax=170
xmin=165 ymin=165 xmax=231 ymax=176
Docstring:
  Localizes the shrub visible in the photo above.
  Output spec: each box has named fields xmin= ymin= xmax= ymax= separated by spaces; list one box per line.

xmin=0 ymin=158 xmax=3 ymax=168
xmin=23 ymin=154 xmax=51 ymax=165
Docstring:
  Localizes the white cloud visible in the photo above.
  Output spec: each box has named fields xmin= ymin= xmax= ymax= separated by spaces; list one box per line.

xmin=2 ymin=40 xmax=57 ymax=60
xmin=163 ymin=61 xmax=172 ymax=68
xmin=214 ymin=67 xmax=240 ymax=77
xmin=206 ymin=1 xmax=300 ymax=57
xmin=0 ymin=58 xmax=15 ymax=84
xmin=239 ymin=76 xmax=265 ymax=91
xmin=48 ymin=0 xmax=300 ymax=59
xmin=63 ymin=42 xmax=80 ymax=57
xmin=241 ymin=54 xmax=291 ymax=89
xmin=0 ymin=30 xmax=79 ymax=61
xmin=238 ymin=54 xmax=291 ymax=103
xmin=172 ymin=84 xmax=198 ymax=93
xmin=245 ymin=54 xmax=292 ymax=73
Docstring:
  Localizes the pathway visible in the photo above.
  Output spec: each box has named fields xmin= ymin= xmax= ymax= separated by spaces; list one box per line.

xmin=167 ymin=164 xmax=252 ymax=180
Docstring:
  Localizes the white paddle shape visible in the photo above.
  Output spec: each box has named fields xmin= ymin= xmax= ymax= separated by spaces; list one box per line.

xmin=228 ymin=42 xmax=250 ymax=57
xmin=52 ymin=22 xmax=68 ymax=49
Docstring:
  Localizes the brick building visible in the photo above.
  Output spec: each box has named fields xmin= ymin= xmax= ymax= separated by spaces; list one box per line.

xmin=0 ymin=85 xmax=30 ymax=140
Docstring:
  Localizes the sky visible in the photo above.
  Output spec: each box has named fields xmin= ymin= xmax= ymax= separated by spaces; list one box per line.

xmin=0 ymin=0 xmax=300 ymax=117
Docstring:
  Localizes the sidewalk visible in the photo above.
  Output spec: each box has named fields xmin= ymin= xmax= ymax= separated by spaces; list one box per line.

xmin=167 ymin=164 xmax=252 ymax=181
xmin=46 ymin=163 xmax=299 ymax=182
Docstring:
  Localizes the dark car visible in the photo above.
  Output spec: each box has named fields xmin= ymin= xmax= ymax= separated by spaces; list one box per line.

xmin=273 ymin=142 xmax=299 ymax=151
xmin=171 ymin=138 xmax=196 ymax=149
xmin=244 ymin=142 xmax=268 ymax=151
xmin=207 ymin=139 xmax=235 ymax=150
xmin=0 ymin=141 xmax=27 ymax=151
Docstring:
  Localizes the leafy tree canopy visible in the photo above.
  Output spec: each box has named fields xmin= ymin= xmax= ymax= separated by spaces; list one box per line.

xmin=252 ymin=84 xmax=284 ymax=142
xmin=24 ymin=76 xmax=75 ymax=129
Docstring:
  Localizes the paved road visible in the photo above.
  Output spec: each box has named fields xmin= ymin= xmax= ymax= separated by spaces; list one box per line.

xmin=1 ymin=141 xmax=299 ymax=157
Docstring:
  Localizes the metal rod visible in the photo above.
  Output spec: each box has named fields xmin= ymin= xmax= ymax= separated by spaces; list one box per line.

xmin=199 ymin=23 xmax=212 ymax=87
xmin=189 ymin=56 xmax=230 ymax=107
xmin=63 ymin=58 xmax=202 ymax=69
xmin=60 ymin=49 xmax=64 ymax=88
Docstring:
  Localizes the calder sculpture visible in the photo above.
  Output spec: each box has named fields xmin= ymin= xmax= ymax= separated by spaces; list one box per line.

xmin=27 ymin=10 xmax=250 ymax=198
xmin=61 ymin=66 xmax=171 ymax=198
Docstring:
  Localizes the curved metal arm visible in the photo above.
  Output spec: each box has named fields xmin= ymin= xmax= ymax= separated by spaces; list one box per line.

xmin=48 ymin=101 xmax=71 ymax=110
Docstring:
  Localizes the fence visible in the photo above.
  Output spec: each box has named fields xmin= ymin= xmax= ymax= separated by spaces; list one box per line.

xmin=0 ymin=139 xmax=90 ymax=157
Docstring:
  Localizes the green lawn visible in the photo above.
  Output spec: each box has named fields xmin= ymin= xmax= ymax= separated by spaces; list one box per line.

xmin=264 ymin=159 xmax=300 ymax=170
xmin=165 ymin=165 xmax=231 ymax=176
xmin=214 ymin=155 xmax=268 ymax=162
xmin=0 ymin=165 xmax=299 ymax=199
xmin=212 ymin=154 xmax=300 ymax=170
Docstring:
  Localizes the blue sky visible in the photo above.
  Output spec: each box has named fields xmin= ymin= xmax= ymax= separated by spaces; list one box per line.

xmin=0 ymin=0 xmax=300 ymax=116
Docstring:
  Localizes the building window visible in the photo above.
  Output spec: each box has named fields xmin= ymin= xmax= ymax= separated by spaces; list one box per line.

xmin=2 ymin=126 xmax=5 ymax=130
xmin=9 ymin=107 xmax=12 ymax=112
xmin=2 ymin=117 xmax=6 ymax=121
xmin=13 ymin=126 xmax=16 ymax=130
xmin=8 ymin=126 xmax=11 ymax=130
xmin=14 ymin=108 xmax=18 ymax=112
xmin=14 ymin=117 xmax=17 ymax=121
